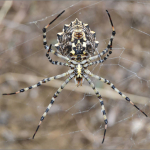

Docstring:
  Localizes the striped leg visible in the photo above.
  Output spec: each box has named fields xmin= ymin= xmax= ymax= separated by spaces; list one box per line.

xmin=83 ymin=74 xmax=108 ymax=144
xmin=81 ymin=55 xmax=104 ymax=68
xmin=2 ymin=70 xmax=73 ymax=95
xmin=83 ymin=10 xmax=116 ymax=68
xmin=32 ymin=74 xmax=75 ymax=139
xmin=46 ymin=44 xmax=78 ymax=66
xmin=45 ymin=44 xmax=70 ymax=62
xmin=101 ymin=10 xmax=116 ymax=61
xmin=83 ymin=59 xmax=104 ymax=67
xmin=43 ymin=10 xmax=65 ymax=49
xmin=46 ymin=44 xmax=69 ymax=67
xmin=85 ymin=70 xmax=148 ymax=117
xmin=42 ymin=10 xmax=71 ymax=63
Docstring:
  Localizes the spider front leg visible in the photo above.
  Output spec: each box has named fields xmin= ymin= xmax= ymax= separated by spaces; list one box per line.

xmin=42 ymin=10 xmax=71 ymax=66
xmin=100 ymin=10 xmax=116 ymax=61
xmin=98 ymin=10 xmax=116 ymax=61
xmin=32 ymin=74 xmax=75 ymax=139
xmin=42 ymin=10 xmax=65 ymax=49
xmin=85 ymin=70 xmax=148 ymax=117
xmin=46 ymin=44 xmax=69 ymax=67
xmin=83 ymin=10 xmax=116 ymax=68
xmin=83 ymin=74 xmax=108 ymax=144
xmin=2 ymin=70 xmax=73 ymax=95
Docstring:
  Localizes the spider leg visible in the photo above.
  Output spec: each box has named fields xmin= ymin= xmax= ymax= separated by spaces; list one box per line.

xmin=82 ymin=10 xmax=116 ymax=68
xmin=32 ymin=73 xmax=75 ymax=139
xmin=83 ymin=59 xmax=104 ymax=68
xmin=100 ymin=10 xmax=116 ymax=61
xmin=96 ymin=10 xmax=116 ymax=58
xmin=83 ymin=74 xmax=108 ymax=144
xmin=46 ymin=44 xmax=69 ymax=67
xmin=42 ymin=10 xmax=72 ymax=64
xmin=2 ymin=70 xmax=73 ymax=95
xmin=98 ymin=10 xmax=116 ymax=61
xmin=85 ymin=70 xmax=148 ymax=117
xmin=42 ymin=10 xmax=65 ymax=48
xmin=46 ymin=44 xmax=77 ymax=67
xmin=42 ymin=10 xmax=81 ymax=66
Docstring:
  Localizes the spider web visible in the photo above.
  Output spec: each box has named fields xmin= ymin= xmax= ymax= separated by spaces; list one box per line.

xmin=0 ymin=0 xmax=150 ymax=149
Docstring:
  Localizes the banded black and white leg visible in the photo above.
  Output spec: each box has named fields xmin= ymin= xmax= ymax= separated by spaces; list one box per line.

xmin=46 ymin=44 xmax=70 ymax=67
xmin=42 ymin=10 xmax=65 ymax=49
xmin=85 ymin=70 xmax=148 ymax=117
xmin=42 ymin=10 xmax=73 ymax=66
xmin=44 ymin=39 xmax=76 ymax=67
xmin=2 ymin=70 xmax=73 ymax=95
xmin=32 ymin=73 xmax=75 ymax=139
xmin=83 ymin=10 xmax=116 ymax=68
xmin=100 ymin=10 xmax=116 ymax=61
xmin=84 ymin=74 xmax=108 ymax=144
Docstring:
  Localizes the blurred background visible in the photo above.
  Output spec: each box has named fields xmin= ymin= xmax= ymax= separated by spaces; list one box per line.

xmin=0 ymin=1 xmax=150 ymax=149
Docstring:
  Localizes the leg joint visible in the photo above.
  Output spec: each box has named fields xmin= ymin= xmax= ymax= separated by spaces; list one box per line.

xmin=103 ymin=110 xmax=106 ymax=115
xmin=51 ymin=100 xmax=54 ymax=104
xmin=100 ymin=101 xmax=104 ymax=105
xmin=43 ymin=28 xmax=46 ymax=32
xmin=20 ymin=89 xmax=24 ymax=92
xmin=125 ymin=97 xmax=130 ymax=101
xmin=104 ymin=119 xmax=108 ymax=124
xmin=40 ymin=116 xmax=44 ymax=121
xmin=112 ymin=31 xmax=116 ymax=36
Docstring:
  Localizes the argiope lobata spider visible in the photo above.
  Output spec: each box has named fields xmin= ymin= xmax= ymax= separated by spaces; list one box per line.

xmin=3 ymin=10 xmax=147 ymax=144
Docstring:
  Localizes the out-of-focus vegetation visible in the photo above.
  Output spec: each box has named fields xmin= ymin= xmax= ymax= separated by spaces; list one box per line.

xmin=0 ymin=1 xmax=150 ymax=149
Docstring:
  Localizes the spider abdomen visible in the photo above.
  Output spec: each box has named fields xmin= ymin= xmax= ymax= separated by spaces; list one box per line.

xmin=55 ymin=18 xmax=99 ymax=59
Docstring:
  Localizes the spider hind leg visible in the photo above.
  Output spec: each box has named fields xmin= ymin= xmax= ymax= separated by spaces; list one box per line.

xmin=2 ymin=71 xmax=73 ymax=96
xmin=84 ymin=75 xmax=108 ymax=144
xmin=85 ymin=70 xmax=148 ymax=117
xmin=32 ymin=74 xmax=74 ymax=139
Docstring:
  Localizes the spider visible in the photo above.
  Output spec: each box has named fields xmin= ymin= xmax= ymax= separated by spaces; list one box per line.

xmin=3 ymin=10 xmax=147 ymax=144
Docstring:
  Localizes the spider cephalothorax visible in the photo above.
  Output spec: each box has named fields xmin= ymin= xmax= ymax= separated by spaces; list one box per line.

xmin=74 ymin=63 xmax=84 ymax=86
xmin=3 ymin=10 xmax=147 ymax=144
